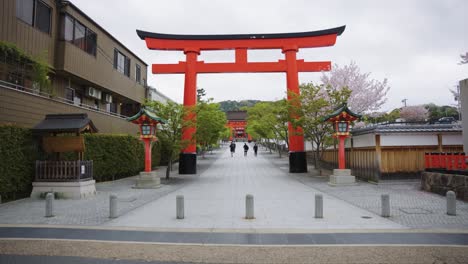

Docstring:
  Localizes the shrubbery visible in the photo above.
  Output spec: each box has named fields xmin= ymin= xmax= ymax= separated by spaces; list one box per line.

xmin=83 ymin=134 xmax=145 ymax=182
xmin=0 ymin=126 xmax=164 ymax=201
xmin=0 ymin=125 xmax=38 ymax=201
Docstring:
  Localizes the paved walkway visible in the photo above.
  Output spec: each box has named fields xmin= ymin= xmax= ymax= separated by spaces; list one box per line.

xmin=106 ymin=143 xmax=403 ymax=230
xmin=0 ymin=154 xmax=217 ymax=225
xmin=0 ymin=142 xmax=467 ymax=230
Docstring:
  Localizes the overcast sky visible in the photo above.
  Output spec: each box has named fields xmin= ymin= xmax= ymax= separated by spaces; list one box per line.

xmin=73 ymin=0 xmax=467 ymax=112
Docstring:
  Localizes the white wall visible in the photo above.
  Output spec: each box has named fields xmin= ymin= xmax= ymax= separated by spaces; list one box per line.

xmin=443 ymin=134 xmax=463 ymax=145
xmin=461 ymin=78 xmax=468 ymax=152
xmin=352 ymin=134 xmax=375 ymax=148
xmin=380 ymin=134 xmax=437 ymax=146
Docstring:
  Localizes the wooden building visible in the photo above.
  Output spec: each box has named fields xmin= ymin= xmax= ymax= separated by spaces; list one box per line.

xmin=0 ymin=0 xmax=156 ymax=133
xmin=226 ymin=111 xmax=251 ymax=140
xmin=309 ymin=122 xmax=463 ymax=181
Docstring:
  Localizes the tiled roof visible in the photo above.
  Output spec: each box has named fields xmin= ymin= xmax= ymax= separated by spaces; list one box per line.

xmin=32 ymin=113 xmax=98 ymax=133
xmin=351 ymin=122 xmax=462 ymax=136
xmin=323 ymin=103 xmax=361 ymax=122
xmin=226 ymin=111 xmax=247 ymax=120
xmin=127 ymin=107 xmax=166 ymax=123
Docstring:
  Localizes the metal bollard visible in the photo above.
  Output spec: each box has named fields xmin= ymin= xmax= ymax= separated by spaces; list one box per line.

xmin=0 ymin=194 xmax=2 ymax=204
xmin=381 ymin=194 xmax=390 ymax=217
xmin=109 ymin=194 xmax=118 ymax=218
xmin=315 ymin=194 xmax=323 ymax=218
xmin=176 ymin=195 xmax=184 ymax=219
xmin=447 ymin=191 xmax=456 ymax=216
xmin=245 ymin=194 xmax=254 ymax=219
xmin=45 ymin=193 xmax=54 ymax=217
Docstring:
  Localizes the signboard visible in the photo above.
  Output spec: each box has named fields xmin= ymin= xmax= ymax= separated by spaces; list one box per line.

xmin=42 ymin=136 xmax=85 ymax=153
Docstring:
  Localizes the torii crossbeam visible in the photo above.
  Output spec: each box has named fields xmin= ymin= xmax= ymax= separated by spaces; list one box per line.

xmin=137 ymin=26 xmax=345 ymax=174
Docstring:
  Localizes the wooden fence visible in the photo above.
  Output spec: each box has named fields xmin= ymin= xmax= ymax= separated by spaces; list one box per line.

xmin=35 ymin=160 xmax=93 ymax=182
xmin=308 ymin=145 xmax=464 ymax=181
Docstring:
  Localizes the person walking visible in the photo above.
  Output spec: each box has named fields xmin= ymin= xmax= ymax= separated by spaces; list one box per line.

xmin=253 ymin=143 xmax=258 ymax=157
xmin=230 ymin=141 xmax=236 ymax=157
xmin=243 ymin=143 xmax=249 ymax=157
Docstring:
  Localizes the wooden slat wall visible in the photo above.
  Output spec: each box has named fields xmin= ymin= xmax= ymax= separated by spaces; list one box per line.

xmin=308 ymin=143 xmax=463 ymax=182
xmin=381 ymin=146 xmax=464 ymax=175
xmin=0 ymin=86 xmax=138 ymax=134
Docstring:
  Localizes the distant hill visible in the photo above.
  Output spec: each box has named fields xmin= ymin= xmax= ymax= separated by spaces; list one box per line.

xmin=219 ymin=100 xmax=261 ymax=112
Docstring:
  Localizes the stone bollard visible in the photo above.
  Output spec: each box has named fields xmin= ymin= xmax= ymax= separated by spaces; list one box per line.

xmin=381 ymin=194 xmax=390 ymax=217
xmin=45 ymin=193 xmax=54 ymax=217
xmin=447 ymin=191 xmax=456 ymax=216
xmin=315 ymin=194 xmax=323 ymax=218
xmin=245 ymin=194 xmax=254 ymax=219
xmin=109 ymin=194 xmax=118 ymax=218
xmin=176 ymin=195 xmax=184 ymax=219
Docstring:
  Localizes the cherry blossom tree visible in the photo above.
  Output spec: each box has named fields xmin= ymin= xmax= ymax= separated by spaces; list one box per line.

xmin=460 ymin=52 xmax=468 ymax=64
xmin=400 ymin=105 xmax=428 ymax=122
xmin=321 ymin=62 xmax=390 ymax=113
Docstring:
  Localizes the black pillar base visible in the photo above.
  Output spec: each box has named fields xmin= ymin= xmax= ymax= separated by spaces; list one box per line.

xmin=179 ymin=153 xmax=197 ymax=174
xmin=289 ymin=151 xmax=308 ymax=173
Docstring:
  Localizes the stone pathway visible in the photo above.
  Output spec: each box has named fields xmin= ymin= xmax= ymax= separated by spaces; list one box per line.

xmin=0 ymin=143 xmax=467 ymax=230
xmin=105 ymin=143 xmax=403 ymax=230
xmin=0 ymin=152 xmax=218 ymax=225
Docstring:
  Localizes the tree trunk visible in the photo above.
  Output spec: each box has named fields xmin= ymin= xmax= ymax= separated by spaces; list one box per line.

xmin=165 ymin=160 xmax=171 ymax=179
xmin=314 ymin=147 xmax=321 ymax=170
xmin=277 ymin=142 xmax=282 ymax=158
xmin=166 ymin=150 xmax=173 ymax=179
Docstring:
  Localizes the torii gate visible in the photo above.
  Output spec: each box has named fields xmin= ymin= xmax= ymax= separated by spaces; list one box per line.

xmin=137 ymin=25 xmax=345 ymax=174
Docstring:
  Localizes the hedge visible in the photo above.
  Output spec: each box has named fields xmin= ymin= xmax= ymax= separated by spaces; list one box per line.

xmin=0 ymin=125 xmax=164 ymax=201
xmin=0 ymin=125 xmax=38 ymax=201
xmin=83 ymin=134 xmax=146 ymax=182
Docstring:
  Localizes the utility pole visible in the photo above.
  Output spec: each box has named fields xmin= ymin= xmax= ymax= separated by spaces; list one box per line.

xmin=401 ymin=98 xmax=408 ymax=107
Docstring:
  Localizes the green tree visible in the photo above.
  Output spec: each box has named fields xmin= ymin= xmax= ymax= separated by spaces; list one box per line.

xmin=196 ymin=101 xmax=228 ymax=158
xmin=300 ymin=83 xmax=351 ymax=169
xmin=195 ymin=89 xmax=228 ymax=158
xmin=245 ymin=100 xmax=290 ymax=157
xmin=219 ymin=100 xmax=261 ymax=112
xmin=424 ymin=103 xmax=459 ymax=122
xmin=144 ymin=100 xmax=188 ymax=179
xmin=197 ymin=87 xmax=207 ymax=102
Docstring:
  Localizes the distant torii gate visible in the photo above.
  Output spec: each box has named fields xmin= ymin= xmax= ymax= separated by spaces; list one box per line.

xmin=137 ymin=26 xmax=345 ymax=174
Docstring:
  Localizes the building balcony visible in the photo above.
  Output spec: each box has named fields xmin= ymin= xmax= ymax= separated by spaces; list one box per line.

xmin=0 ymin=80 xmax=138 ymax=134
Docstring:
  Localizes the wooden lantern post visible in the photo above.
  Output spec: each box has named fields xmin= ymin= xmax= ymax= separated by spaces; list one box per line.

xmin=323 ymin=103 xmax=361 ymax=186
xmin=127 ymin=108 xmax=166 ymax=188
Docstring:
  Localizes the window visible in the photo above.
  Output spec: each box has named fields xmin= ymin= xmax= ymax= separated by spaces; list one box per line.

xmin=16 ymin=0 xmax=51 ymax=34
xmin=135 ymin=64 xmax=141 ymax=83
xmin=85 ymin=29 xmax=97 ymax=56
xmin=94 ymin=99 xmax=100 ymax=110
xmin=35 ymin=0 xmax=50 ymax=33
xmin=73 ymin=91 xmax=82 ymax=106
xmin=73 ymin=21 xmax=86 ymax=50
xmin=60 ymin=14 xmax=97 ymax=56
xmin=65 ymin=87 xmax=74 ymax=102
xmin=106 ymin=103 xmax=117 ymax=114
xmin=16 ymin=0 xmax=34 ymax=25
xmin=114 ymin=49 xmax=130 ymax=77
xmin=62 ymin=15 xmax=74 ymax=41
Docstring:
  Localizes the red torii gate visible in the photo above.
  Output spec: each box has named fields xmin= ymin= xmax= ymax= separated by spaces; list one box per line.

xmin=137 ymin=26 xmax=345 ymax=174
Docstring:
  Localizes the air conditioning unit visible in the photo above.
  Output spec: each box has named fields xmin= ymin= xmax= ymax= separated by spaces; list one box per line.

xmin=103 ymin=93 xmax=113 ymax=103
xmin=86 ymin=87 xmax=102 ymax=100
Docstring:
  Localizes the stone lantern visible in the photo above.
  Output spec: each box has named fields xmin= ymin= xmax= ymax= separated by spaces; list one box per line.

xmin=127 ymin=107 xmax=166 ymax=188
xmin=323 ymin=103 xmax=361 ymax=186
